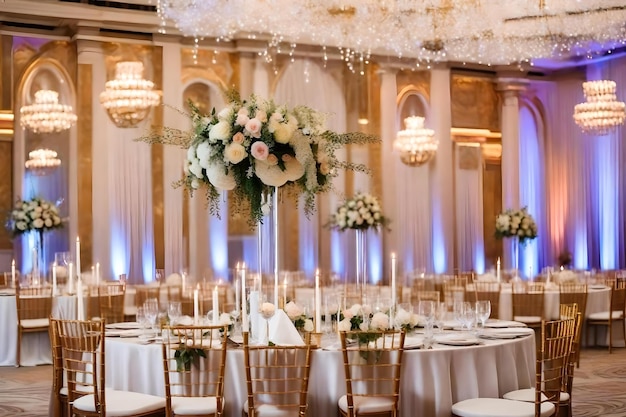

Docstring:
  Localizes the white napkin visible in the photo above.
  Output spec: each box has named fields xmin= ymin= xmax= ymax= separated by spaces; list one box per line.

xmin=268 ymin=309 xmax=304 ymax=346
xmin=165 ymin=273 xmax=182 ymax=285
xmin=249 ymin=291 xmax=261 ymax=342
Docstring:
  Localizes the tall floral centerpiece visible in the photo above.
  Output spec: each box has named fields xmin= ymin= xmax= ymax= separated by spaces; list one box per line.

xmin=7 ymin=197 xmax=63 ymax=283
xmin=495 ymin=207 xmax=538 ymax=275
xmin=328 ymin=192 xmax=389 ymax=296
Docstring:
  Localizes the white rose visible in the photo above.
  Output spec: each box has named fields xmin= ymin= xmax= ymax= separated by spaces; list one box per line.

xmin=219 ymin=312 xmax=232 ymax=325
xmin=260 ymin=302 xmax=276 ymax=319
xmin=274 ymin=124 xmax=295 ymax=144
xmin=284 ymin=301 xmax=304 ymax=320
xmin=349 ymin=304 xmax=362 ymax=317
xmin=254 ymin=160 xmax=290 ymax=187
xmin=44 ymin=218 xmax=52 ymax=228
xmin=209 ymin=121 xmax=231 ymax=142
xmin=223 ymin=143 xmax=247 ymax=165
xmin=394 ymin=309 xmax=412 ymax=327
xmin=189 ymin=159 xmax=203 ymax=179
xmin=196 ymin=142 xmax=212 ymax=168
xmin=338 ymin=318 xmax=352 ymax=332
xmin=303 ymin=319 xmax=314 ymax=332
xmin=205 ymin=163 xmax=236 ymax=191
xmin=53 ymin=216 xmax=61 ymax=225
xmin=370 ymin=312 xmax=389 ymax=330
xmin=217 ymin=105 xmax=233 ymax=121
xmin=16 ymin=221 xmax=26 ymax=231
xmin=33 ymin=218 xmax=44 ymax=229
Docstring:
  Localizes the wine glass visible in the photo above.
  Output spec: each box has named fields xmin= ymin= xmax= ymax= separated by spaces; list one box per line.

xmin=461 ymin=302 xmax=476 ymax=332
xmin=475 ymin=300 xmax=491 ymax=329
xmin=168 ymin=301 xmax=182 ymax=326
xmin=136 ymin=306 xmax=151 ymax=340
xmin=434 ymin=302 xmax=447 ymax=333
xmin=143 ymin=298 xmax=159 ymax=337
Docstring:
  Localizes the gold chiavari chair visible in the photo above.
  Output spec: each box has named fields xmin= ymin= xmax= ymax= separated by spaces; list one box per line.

xmin=58 ymin=319 xmax=165 ymax=417
xmin=413 ymin=290 xmax=441 ymax=305
xmin=559 ymin=303 xmax=579 ymax=320
xmin=559 ymin=284 xmax=586 ymax=368
xmin=161 ymin=324 xmax=228 ymax=417
xmin=243 ymin=332 xmax=313 ymax=417
xmin=443 ymin=280 xmax=467 ymax=310
xmin=453 ymin=317 xmax=577 ymax=417
xmin=474 ymin=282 xmax=501 ymax=320
xmin=49 ymin=317 xmax=66 ymax=417
xmin=15 ymin=285 xmax=52 ymax=366
xmin=338 ymin=330 xmax=405 ymax=417
xmin=586 ymin=277 xmax=626 ymax=353
xmin=512 ymin=282 xmax=546 ymax=331
xmin=97 ymin=284 xmax=125 ymax=324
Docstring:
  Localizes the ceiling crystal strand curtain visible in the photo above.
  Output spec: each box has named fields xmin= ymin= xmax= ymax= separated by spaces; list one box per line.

xmin=518 ymin=105 xmax=544 ymax=278
xmin=273 ymin=59 xmax=347 ymax=278
xmin=454 ymin=144 xmax=484 ymax=274
xmin=109 ymin=128 xmax=155 ymax=284
xmin=608 ymin=58 xmax=626 ymax=267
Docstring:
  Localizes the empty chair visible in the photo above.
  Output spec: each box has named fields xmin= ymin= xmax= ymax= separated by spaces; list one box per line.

xmin=161 ymin=324 xmax=228 ymax=416
xmin=452 ymin=317 xmax=577 ymax=417
xmin=512 ymin=282 xmax=545 ymax=330
xmin=49 ymin=317 xmax=67 ymax=417
xmin=86 ymin=284 xmax=126 ymax=324
xmin=586 ymin=277 xmax=626 ymax=353
xmin=338 ymin=330 xmax=405 ymax=417
xmin=243 ymin=332 xmax=313 ymax=417
xmin=57 ymin=319 xmax=165 ymax=417
xmin=474 ymin=282 xmax=501 ymax=320
xmin=15 ymin=285 xmax=52 ymax=366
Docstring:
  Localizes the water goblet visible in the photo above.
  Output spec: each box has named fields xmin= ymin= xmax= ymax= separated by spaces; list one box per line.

xmin=475 ymin=300 xmax=491 ymax=330
xmin=168 ymin=301 xmax=182 ymax=326
xmin=434 ymin=302 xmax=447 ymax=333
xmin=136 ymin=306 xmax=150 ymax=340
xmin=461 ymin=302 xmax=476 ymax=333
xmin=453 ymin=300 xmax=465 ymax=329
xmin=143 ymin=298 xmax=159 ymax=337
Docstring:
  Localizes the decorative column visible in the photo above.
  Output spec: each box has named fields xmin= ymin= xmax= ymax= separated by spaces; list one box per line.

xmin=429 ymin=65 xmax=454 ymax=273
xmin=497 ymin=77 xmax=527 ymax=269
xmin=154 ymin=37 xmax=186 ymax=276
xmin=379 ymin=66 xmax=398 ymax=278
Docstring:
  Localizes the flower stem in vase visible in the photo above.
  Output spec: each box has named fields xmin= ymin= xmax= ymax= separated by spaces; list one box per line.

xmin=355 ymin=229 xmax=367 ymax=302
xmin=514 ymin=236 xmax=519 ymax=279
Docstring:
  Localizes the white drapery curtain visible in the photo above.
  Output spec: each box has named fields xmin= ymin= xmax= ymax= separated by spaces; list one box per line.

xmin=454 ymin=144 xmax=485 ymax=273
xmin=273 ymin=59 xmax=347 ymax=279
xmin=108 ymin=127 xmax=155 ymax=284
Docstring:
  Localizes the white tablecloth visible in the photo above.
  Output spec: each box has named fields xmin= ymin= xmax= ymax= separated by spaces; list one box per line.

xmin=0 ymin=293 xmax=79 ymax=366
xmin=104 ymin=332 xmax=535 ymax=417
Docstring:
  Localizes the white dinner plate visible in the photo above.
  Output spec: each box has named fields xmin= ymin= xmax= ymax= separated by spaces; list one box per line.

xmin=479 ymin=330 xmax=532 ymax=340
xmin=436 ymin=336 xmax=481 ymax=346
xmin=484 ymin=320 xmax=527 ymax=328
xmin=105 ymin=322 xmax=142 ymax=330
xmin=589 ymin=285 xmax=608 ymax=290
xmin=105 ymin=329 xmax=144 ymax=338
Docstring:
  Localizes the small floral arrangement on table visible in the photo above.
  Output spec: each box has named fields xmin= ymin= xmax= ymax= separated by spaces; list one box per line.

xmin=328 ymin=192 xmax=389 ymax=231
xmin=495 ymin=207 xmax=538 ymax=245
xmin=284 ymin=301 xmax=314 ymax=332
xmin=139 ymin=89 xmax=378 ymax=226
xmin=393 ymin=306 xmax=420 ymax=332
xmin=7 ymin=197 xmax=63 ymax=236
xmin=338 ymin=304 xmax=390 ymax=345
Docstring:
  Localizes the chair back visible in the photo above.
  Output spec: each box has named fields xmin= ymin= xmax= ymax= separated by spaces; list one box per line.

xmin=161 ymin=324 xmax=228 ymax=416
xmin=243 ymin=332 xmax=313 ymax=417
xmin=411 ymin=290 xmax=440 ymax=305
xmin=537 ymin=317 xmax=577 ymax=416
xmin=49 ymin=317 xmax=66 ymax=417
xmin=339 ymin=330 xmax=405 ymax=417
xmin=559 ymin=283 xmax=588 ymax=318
xmin=559 ymin=303 xmax=579 ymax=319
xmin=443 ymin=281 xmax=466 ymax=310
xmin=135 ymin=286 xmax=161 ymax=308
xmin=56 ymin=319 xmax=106 ymax=416
xmin=564 ymin=312 xmax=583 ymax=398
xmin=512 ymin=282 xmax=545 ymax=323
xmin=16 ymin=286 xmax=53 ymax=322
xmin=474 ymin=282 xmax=501 ymax=319
xmin=97 ymin=285 xmax=125 ymax=324
xmin=610 ymin=278 xmax=626 ymax=314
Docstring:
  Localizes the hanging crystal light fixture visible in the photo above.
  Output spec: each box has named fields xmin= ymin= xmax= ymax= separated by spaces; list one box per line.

xmin=25 ymin=148 xmax=61 ymax=176
xmin=99 ymin=61 xmax=161 ymax=128
xmin=20 ymin=90 xmax=77 ymax=134
xmin=394 ymin=116 xmax=438 ymax=167
xmin=573 ymin=80 xmax=626 ymax=135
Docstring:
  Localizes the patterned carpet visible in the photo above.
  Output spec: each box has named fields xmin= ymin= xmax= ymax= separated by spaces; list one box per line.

xmin=0 ymin=347 xmax=625 ymax=416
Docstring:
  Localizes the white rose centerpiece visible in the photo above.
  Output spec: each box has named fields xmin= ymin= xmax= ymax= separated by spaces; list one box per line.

xmin=7 ymin=197 xmax=63 ymax=237
xmin=329 ymin=192 xmax=389 ymax=231
xmin=495 ymin=207 xmax=537 ymax=245
xmin=284 ymin=301 xmax=314 ymax=332
xmin=141 ymin=89 xmax=378 ymax=225
xmin=338 ymin=303 xmax=391 ymax=345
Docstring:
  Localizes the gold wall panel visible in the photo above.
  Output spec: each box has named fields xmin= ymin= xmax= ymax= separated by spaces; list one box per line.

xmin=152 ymin=47 xmax=165 ymax=270
xmin=450 ymin=74 xmax=500 ymax=131
xmin=1 ymin=35 xmax=13 ymax=109
xmin=0 ymin=141 xmax=13 ymax=250
xmin=483 ymin=160 xmax=503 ymax=268
xmin=77 ymin=63 xmax=93 ymax=268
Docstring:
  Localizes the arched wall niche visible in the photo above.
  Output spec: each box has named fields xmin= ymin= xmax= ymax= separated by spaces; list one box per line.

xmin=15 ymin=56 xmax=76 ymax=274
xmin=396 ymin=85 xmax=431 ymax=130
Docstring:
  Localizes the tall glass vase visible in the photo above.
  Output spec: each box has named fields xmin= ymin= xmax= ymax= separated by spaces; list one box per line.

xmin=355 ymin=228 xmax=367 ymax=302
xmin=513 ymin=236 xmax=519 ymax=279
xmin=31 ymin=229 xmax=45 ymax=287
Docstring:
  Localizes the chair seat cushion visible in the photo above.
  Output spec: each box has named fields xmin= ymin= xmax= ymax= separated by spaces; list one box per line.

xmin=338 ymin=394 xmax=395 ymax=414
xmin=242 ymin=399 xmax=299 ymax=417
xmin=73 ymin=389 xmax=165 ymax=416
xmin=588 ymin=310 xmax=624 ymax=320
xmin=452 ymin=398 xmax=555 ymax=417
xmin=502 ymin=387 xmax=570 ymax=403
xmin=20 ymin=318 xmax=49 ymax=328
xmin=513 ymin=316 xmax=542 ymax=324
xmin=171 ymin=396 xmax=217 ymax=415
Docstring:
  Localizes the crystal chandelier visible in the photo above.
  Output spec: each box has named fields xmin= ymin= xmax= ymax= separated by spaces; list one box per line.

xmin=573 ymin=80 xmax=626 ymax=135
xmin=99 ymin=61 xmax=161 ymax=128
xmin=20 ymin=90 xmax=77 ymax=134
xmin=394 ymin=116 xmax=438 ymax=167
xmin=156 ymin=0 xmax=626 ymax=66
xmin=25 ymin=148 xmax=61 ymax=176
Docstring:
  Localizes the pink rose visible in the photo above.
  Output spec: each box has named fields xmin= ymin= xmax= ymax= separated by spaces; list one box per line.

xmin=266 ymin=154 xmax=278 ymax=166
xmin=255 ymin=110 xmax=268 ymax=123
xmin=250 ymin=141 xmax=269 ymax=160
xmin=245 ymin=118 xmax=262 ymax=138
xmin=232 ymin=132 xmax=245 ymax=144
xmin=236 ymin=108 xmax=249 ymax=126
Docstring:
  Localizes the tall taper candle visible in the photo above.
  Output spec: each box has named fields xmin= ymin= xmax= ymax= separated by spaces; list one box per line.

xmin=391 ymin=253 xmax=397 ymax=308
xmin=96 ymin=262 xmax=100 ymax=286
xmin=68 ymin=262 xmax=74 ymax=294
xmin=235 ymin=263 xmax=241 ymax=317
xmin=212 ymin=286 xmax=219 ymax=324
xmin=241 ymin=264 xmax=248 ymax=332
xmin=76 ymin=237 xmax=81 ymax=280
xmin=52 ymin=261 xmax=57 ymax=296
xmin=11 ymin=259 xmax=15 ymax=288
xmin=193 ymin=286 xmax=200 ymax=324
xmin=315 ymin=269 xmax=321 ymax=333
xmin=496 ymin=257 xmax=501 ymax=283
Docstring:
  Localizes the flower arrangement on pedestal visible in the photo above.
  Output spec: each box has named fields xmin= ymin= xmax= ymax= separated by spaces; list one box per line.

xmin=328 ymin=192 xmax=389 ymax=231
xmin=495 ymin=207 xmax=538 ymax=245
xmin=7 ymin=197 xmax=63 ymax=237
xmin=140 ymin=89 xmax=378 ymax=225
xmin=284 ymin=301 xmax=314 ymax=332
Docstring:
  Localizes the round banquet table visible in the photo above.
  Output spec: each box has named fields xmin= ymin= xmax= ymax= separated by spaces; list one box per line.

xmin=104 ymin=331 xmax=535 ymax=417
